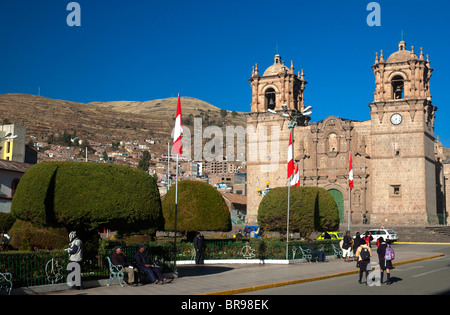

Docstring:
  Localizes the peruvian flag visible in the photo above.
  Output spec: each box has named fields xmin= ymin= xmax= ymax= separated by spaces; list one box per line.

xmin=287 ymin=132 xmax=294 ymax=179
xmin=172 ymin=94 xmax=183 ymax=156
xmin=349 ymin=153 xmax=354 ymax=190
xmin=290 ymin=163 xmax=300 ymax=186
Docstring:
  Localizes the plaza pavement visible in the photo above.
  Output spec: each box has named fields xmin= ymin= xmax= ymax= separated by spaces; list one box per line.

xmin=43 ymin=244 xmax=445 ymax=295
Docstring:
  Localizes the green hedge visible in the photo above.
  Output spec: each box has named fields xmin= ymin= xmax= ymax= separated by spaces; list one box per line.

xmin=0 ymin=212 xmax=15 ymax=233
xmin=11 ymin=162 xmax=163 ymax=234
xmin=257 ymin=186 xmax=340 ymax=237
xmin=162 ymin=180 xmax=231 ymax=233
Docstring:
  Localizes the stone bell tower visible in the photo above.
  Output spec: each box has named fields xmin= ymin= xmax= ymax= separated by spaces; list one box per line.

xmin=246 ymin=54 xmax=308 ymax=224
xmin=369 ymin=41 xmax=439 ymax=225
xmin=249 ymin=54 xmax=307 ymax=113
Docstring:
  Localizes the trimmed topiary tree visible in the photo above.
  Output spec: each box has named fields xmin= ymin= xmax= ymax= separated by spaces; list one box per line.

xmin=257 ymin=186 xmax=339 ymax=238
xmin=11 ymin=161 xmax=163 ymax=236
xmin=162 ymin=180 xmax=232 ymax=234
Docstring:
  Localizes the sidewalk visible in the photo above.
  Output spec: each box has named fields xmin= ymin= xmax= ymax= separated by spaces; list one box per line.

xmin=44 ymin=246 xmax=444 ymax=295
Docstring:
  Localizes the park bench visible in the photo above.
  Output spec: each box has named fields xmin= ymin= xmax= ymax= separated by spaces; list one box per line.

xmin=106 ymin=256 xmax=124 ymax=287
xmin=299 ymin=247 xmax=318 ymax=263
xmin=332 ymin=244 xmax=343 ymax=258
xmin=0 ymin=271 xmax=13 ymax=295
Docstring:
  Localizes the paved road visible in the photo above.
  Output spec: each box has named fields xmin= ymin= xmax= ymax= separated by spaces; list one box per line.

xmin=241 ymin=244 xmax=450 ymax=295
xmin=41 ymin=243 xmax=447 ymax=297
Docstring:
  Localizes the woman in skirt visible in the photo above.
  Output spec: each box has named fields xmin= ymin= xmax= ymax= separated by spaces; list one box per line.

xmin=377 ymin=237 xmax=394 ymax=285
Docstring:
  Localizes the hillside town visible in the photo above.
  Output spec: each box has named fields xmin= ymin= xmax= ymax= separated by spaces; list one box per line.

xmin=0 ymin=122 xmax=247 ymax=224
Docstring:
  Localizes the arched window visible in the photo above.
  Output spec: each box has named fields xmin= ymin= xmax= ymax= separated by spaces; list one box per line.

xmin=265 ymin=88 xmax=276 ymax=110
xmin=328 ymin=133 xmax=338 ymax=152
xmin=391 ymin=75 xmax=404 ymax=100
xmin=11 ymin=178 xmax=20 ymax=198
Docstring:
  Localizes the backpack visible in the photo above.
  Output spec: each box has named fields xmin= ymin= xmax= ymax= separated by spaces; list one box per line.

xmin=360 ymin=247 xmax=370 ymax=260
xmin=385 ymin=244 xmax=395 ymax=260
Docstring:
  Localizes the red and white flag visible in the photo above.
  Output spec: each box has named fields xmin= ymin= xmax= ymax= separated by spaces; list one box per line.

xmin=287 ymin=133 xmax=294 ymax=180
xmin=172 ymin=94 xmax=183 ymax=156
xmin=349 ymin=153 xmax=354 ymax=190
xmin=290 ymin=163 xmax=300 ymax=186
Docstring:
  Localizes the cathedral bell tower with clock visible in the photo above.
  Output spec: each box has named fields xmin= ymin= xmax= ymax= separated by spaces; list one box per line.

xmin=369 ymin=40 xmax=439 ymax=225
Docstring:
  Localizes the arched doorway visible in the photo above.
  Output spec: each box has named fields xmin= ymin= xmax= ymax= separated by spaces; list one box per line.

xmin=328 ymin=189 xmax=344 ymax=222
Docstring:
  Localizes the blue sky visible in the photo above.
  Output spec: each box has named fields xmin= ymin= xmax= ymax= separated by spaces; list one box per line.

xmin=1 ymin=0 xmax=449 ymax=147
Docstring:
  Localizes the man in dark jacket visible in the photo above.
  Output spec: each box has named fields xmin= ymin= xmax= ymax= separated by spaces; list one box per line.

xmin=111 ymin=246 xmax=137 ymax=286
xmin=193 ymin=232 xmax=205 ymax=264
xmin=306 ymin=239 xmax=325 ymax=262
xmin=134 ymin=244 xmax=166 ymax=284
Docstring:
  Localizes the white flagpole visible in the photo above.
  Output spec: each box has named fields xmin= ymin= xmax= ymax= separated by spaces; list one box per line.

xmin=286 ymin=129 xmax=293 ymax=261
xmin=286 ymin=176 xmax=291 ymax=260
xmin=348 ymin=151 xmax=351 ymax=232
xmin=174 ymin=151 xmax=179 ymax=268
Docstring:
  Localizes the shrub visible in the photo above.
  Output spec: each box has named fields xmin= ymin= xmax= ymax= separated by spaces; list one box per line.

xmin=162 ymin=180 xmax=231 ymax=233
xmin=11 ymin=161 xmax=163 ymax=234
xmin=8 ymin=219 xmax=68 ymax=250
xmin=0 ymin=212 xmax=15 ymax=233
xmin=257 ymin=186 xmax=339 ymax=238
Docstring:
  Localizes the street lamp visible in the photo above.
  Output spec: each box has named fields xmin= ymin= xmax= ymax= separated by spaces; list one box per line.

xmin=268 ymin=104 xmax=312 ymax=260
xmin=0 ymin=132 xmax=18 ymax=141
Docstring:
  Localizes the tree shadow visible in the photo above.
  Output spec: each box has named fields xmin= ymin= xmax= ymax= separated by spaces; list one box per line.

xmin=176 ymin=265 xmax=234 ymax=278
xmin=44 ymin=167 xmax=58 ymax=226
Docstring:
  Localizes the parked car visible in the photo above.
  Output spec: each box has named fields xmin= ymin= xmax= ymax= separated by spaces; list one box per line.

xmin=316 ymin=231 xmax=343 ymax=240
xmin=358 ymin=229 xmax=398 ymax=243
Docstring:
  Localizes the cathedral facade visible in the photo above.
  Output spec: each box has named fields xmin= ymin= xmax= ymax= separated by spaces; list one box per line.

xmin=246 ymin=41 xmax=448 ymax=227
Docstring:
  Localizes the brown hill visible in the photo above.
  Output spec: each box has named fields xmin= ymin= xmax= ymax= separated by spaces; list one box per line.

xmin=0 ymin=93 xmax=247 ymax=156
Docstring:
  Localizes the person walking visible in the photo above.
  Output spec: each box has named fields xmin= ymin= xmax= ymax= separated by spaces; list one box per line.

xmin=377 ymin=237 xmax=394 ymax=285
xmin=193 ymin=231 xmax=205 ymax=264
xmin=353 ymin=232 xmax=363 ymax=265
xmin=342 ymin=231 xmax=353 ymax=262
xmin=355 ymin=240 xmax=372 ymax=284
xmin=363 ymin=232 xmax=373 ymax=248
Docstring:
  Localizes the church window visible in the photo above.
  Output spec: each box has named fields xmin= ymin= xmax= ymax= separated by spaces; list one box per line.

xmin=265 ymin=88 xmax=276 ymax=110
xmin=328 ymin=133 xmax=338 ymax=152
xmin=390 ymin=185 xmax=401 ymax=197
xmin=391 ymin=75 xmax=404 ymax=100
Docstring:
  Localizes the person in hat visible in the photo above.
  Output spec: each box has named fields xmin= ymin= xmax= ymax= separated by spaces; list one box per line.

xmin=64 ymin=231 xmax=83 ymax=290
xmin=193 ymin=232 xmax=205 ymax=264
xmin=134 ymin=244 xmax=167 ymax=284
xmin=111 ymin=246 xmax=138 ymax=286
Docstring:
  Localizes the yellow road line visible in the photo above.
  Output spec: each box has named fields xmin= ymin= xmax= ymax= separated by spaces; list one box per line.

xmin=204 ymin=254 xmax=445 ymax=295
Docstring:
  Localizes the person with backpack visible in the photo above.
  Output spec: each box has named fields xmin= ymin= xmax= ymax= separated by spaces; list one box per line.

xmin=355 ymin=241 xmax=372 ymax=284
xmin=377 ymin=237 xmax=394 ymax=285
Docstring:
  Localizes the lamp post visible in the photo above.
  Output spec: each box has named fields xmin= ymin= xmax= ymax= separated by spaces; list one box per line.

xmin=0 ymin=133 xmax=18 ymax=156
xmin=268 ymin=105 xmax=312 ymax=260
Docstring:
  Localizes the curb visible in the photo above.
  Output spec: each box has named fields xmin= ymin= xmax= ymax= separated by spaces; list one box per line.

xmin=395 ymin=242 xmax=450 ymax=245
xmin=204 ymin=253 xmax=445 ymax=295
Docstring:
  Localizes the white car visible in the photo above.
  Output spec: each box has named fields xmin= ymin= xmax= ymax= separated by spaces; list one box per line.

xmin=358 ymin=229 xmax=398 ymax=243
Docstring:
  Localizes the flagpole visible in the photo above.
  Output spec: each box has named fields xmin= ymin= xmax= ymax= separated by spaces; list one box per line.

xmin=286 ymin=129 xmax=293 ymax=261
xmin=174 ymin=151 xmax=179 ymax=269
xmin=173 ymin=93 xmax=182 ymax=271
xmin=286 ymin=177 xmax=291 ymax=260
xmin=348 ymin=151 xmax=351 ymax=232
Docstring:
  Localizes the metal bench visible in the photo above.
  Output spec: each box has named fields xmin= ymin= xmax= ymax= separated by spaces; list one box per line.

xmin=0 ymin=272 xmax=13 ymax=295
xmin=299 ymin=247 xmax=318 ymax=263
xmin=332 ymin=244 xmax=343 ymax=258
xmin=106 ymin=257 xmax=124 ymax=287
